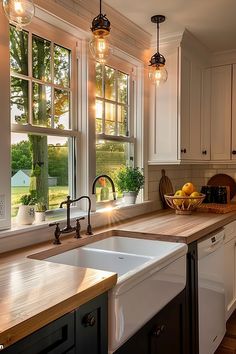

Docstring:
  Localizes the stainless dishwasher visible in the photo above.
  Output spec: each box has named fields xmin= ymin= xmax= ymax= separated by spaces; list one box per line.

xmin=198 ymin=228 xmax=226 ymax=354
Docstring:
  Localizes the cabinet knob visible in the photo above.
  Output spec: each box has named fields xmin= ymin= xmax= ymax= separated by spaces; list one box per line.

xmin=202 ymin=150 xmax=207 ymax=155
xmin=82 ymin=313 xmax=96 ymax=327
xmin=152 ymin=324 xmax=166 ymax=337
xmin=232 ymin=150 xmax=236 ymax=155
xmin=181 ymin=148 xmax=186 ymax=154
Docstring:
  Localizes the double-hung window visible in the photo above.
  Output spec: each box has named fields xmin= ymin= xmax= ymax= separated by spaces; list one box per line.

xmin=10 ymin=20 xmax=78 ymax=218
xmin=95 ymin=60 xmax=135 ymax=201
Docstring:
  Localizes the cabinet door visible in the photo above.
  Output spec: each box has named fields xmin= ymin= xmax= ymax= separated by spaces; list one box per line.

xmin=76 ymin=293 xmax=108 ymax=354
xmin=232 ymin=64 xmax=236 ymax=159
xmin=201 ymin=68 xmax=211 ymax=160
xmin=148 ymin=47 xmax=179 ymax=163
xmin=180 ymin=51 xmax=203 ymax=160
xmin=211 ymin=65 xmax=232 ymax=160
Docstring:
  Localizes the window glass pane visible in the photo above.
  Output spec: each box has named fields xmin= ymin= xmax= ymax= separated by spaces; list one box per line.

xmin=10 ymin=25 xmax=28 ymax=75
xmin=33 ymin=83 xmax=51 ymax=127
xmin=11 ymin=133 xmax=70 ymax=217
xmin=105 ymin=102 xmax=116 ymax=135
xmin=105 ymin=66 xmax=115 ymax=101
xmin=118 ymin=105 xmax=128 ymax=136
xmin=117 ymin=71 xmax=128 ymax=104
xmin=54 ymin=44 xmax=71 ymax=88
xmin=96 ymin=99 xmax=103 ymax=134
xmin=32 ymin=35 xmax=51 ymax=82
xmin=54 ymin=89 xmax=70 ymax=130
xmin=96 ymin=140 xmax=134 ymax=200
xmin=96 ymin=63 xmax=103 ymax=97
xmin=11 ymin=77 xmax=29 ymax=125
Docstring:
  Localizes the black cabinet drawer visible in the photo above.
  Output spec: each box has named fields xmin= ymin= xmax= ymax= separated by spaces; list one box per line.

xmin=2 ymin=312 xmax=75 ymax=354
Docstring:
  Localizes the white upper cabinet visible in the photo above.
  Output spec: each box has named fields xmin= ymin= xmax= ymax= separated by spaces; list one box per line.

xmin=231 ymin=64 xmax=236 ymax=160
xmin=179 ymin=48 xmax=207 ymax=160
xmin=148 ymin=46 xmax=179 ymax=163
xmin=148 ymin=31 xmax=210 ymax=164
xmin=210 ymin=65 xmax=232 ymax=161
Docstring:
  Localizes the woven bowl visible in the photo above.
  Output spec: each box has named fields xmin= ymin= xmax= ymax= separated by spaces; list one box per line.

xmin=164 ymin=193 xmax=205 ymax=215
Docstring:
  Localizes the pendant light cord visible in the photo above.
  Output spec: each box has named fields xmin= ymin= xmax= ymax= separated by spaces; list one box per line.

xmin=156 ymin=22 xmax=159 ymax=53
xmin=100 ymin=0 xmax=102 ymax=14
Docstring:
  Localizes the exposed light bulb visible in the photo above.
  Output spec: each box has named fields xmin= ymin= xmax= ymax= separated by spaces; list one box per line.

xmin=2 ymin=0 xmax=35 ymax=27
xmin=89 ymin=36 xmax=111 ymax=64
xmin=149 ymin=65 xmax=168 ymax=86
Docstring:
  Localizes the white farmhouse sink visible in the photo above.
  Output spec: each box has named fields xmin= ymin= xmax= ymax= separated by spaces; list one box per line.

xmin=46 ymin=236 xmax=187 ymax=353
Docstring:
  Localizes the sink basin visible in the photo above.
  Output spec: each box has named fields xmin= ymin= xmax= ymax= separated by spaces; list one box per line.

xmin=46 ymin=236 xmax=187 ymax=353
xmin=45 ymin=247 xmax=153 ymax=276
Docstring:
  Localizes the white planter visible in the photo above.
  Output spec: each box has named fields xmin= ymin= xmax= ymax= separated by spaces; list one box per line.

xmin=35 ymin=211 xmax=46 ymax=223
xmin=16 ymin=205 xmax=35 ymax=225
xmin=123 ymin=191 xmax=138 ymax=205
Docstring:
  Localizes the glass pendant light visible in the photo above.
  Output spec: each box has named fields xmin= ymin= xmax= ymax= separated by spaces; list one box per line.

xmin=148 ymin=15 xmax=168 ymax=86
xmin=89 ymin=0 xmax=111 ymax=64
xmin=2 ymin=0 xmax=35 ymax=27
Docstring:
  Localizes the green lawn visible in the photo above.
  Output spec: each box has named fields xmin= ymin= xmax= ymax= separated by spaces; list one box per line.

xmin=11 ymin=186 xmax=69 ymax=217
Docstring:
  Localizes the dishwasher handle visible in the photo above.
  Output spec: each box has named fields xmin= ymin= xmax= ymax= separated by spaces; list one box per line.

xmin=198 ymin=230 xmax=225 ymax=259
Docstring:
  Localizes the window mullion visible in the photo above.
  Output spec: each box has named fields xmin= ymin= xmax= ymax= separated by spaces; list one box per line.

xmin=28 ymin=31 xmax=33 ymax=125
xmin=51 ymin=41 xmax=54 ymax=129
xmin=115 ymin=69 xmax=118 ymax=136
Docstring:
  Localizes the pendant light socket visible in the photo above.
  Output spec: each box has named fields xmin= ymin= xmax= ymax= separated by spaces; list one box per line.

xmin=89 ymin=0 xmax=111 ymax=63
xmin=148 ymin=14 xmax=168 ymax=85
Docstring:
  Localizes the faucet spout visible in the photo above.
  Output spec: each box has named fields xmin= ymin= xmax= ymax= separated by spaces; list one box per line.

xmin=92 ymin=174 xmax=116 ymax=200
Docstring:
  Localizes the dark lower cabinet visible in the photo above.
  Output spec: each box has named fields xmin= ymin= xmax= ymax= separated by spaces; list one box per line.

xmin=114 ymin=290 xmax=187 ymax=354
xmin=1 ymin=293 xmax=107 ymax=354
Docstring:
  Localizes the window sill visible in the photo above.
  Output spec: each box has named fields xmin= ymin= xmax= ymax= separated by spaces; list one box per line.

xmin=0 ymin=200 xmax=156 ymax=252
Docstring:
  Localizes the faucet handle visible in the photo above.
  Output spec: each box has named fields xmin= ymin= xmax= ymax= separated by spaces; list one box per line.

xmin=49 ymin=222 xmax=61 ymax=245
xmin=74 ymin=217 xmax=85 ymax=239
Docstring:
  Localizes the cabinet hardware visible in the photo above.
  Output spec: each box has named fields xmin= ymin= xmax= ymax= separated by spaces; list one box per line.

xmin=82 ymin=313 xmax=96 ymax=327
xmin=202 ymin=150 xmax=207 ymax=155
xmin=152 ymin=324 xmax=166 ymax=337
xmin=232 ymin=150 xmax=236 ymax=155
xmin=181 ymin=148 xmax=186 ymax=153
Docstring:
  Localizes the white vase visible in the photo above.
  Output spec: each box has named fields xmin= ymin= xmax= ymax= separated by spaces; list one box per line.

xmin=35 ymin=211 xmax=46 ymax=223
xmin=123 ymin=191 xmax=138 ymax=205
xmin=16 ymin=205 xmax=35 ymax=225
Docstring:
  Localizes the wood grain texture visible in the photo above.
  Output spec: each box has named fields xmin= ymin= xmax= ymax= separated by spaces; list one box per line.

xmin=1 ymin=209 xmax=236 ymax=349
xmin=0 ymin=258 xmax=117 ymax=349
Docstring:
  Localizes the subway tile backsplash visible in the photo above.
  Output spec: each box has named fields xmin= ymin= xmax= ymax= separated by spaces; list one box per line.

xmin=148 ymin=164 xmax=236 ymax=209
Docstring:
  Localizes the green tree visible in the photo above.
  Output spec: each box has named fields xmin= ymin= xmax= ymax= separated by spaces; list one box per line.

xmin=11 ymin=140 xmax=31 ymax=175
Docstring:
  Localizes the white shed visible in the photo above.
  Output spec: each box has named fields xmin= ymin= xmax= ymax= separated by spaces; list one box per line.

xmin=11 ymin=170 xmax=31 ymax=187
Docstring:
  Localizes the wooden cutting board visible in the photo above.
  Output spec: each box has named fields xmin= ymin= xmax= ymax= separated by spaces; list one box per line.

xmin=159 ymin=169 xmax=174 ymax=209
xmin=207 ymin=174 xmax=236 ymax=200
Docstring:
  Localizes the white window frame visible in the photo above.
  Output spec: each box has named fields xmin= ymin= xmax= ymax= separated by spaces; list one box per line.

xmin=10 ymin=17 xmax=82 ymax=216
xmin=88 ymin=49 xmax=145 ymax=209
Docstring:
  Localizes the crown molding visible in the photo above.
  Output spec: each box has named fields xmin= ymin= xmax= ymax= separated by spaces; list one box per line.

xmin=211 ymin=48 xmax=236 ymax=66
xmin=35 ymin=0 xmax=151 ymax=61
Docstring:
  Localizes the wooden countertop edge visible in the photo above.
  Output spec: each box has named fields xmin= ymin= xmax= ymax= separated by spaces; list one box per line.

xmin=0 ymin=273 xmax=117 ymax=349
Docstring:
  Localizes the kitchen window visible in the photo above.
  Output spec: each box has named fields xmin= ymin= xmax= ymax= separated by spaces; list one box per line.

xmin=10 ymin=21 xmax=79 ymax=217
xmin=95 ymin=62 xmax=135 ymax=201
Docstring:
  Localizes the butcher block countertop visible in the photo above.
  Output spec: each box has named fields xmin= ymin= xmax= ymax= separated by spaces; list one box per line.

xmin=1 ymin=209 xmax=236 ymax=349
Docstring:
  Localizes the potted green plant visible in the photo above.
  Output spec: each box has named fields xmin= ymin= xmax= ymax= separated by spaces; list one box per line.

xmin=16 ymin=193 xmax=37 ymax=225
xmin=35 ymin=202 xmax=47 ymax=223
xmin=116 ymin=166 xmax=145 ymax=204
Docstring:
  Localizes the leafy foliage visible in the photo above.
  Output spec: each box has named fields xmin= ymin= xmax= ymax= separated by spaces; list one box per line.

xmin=116 ymin=167 xmax=145 ymax=193
xmin=20 ymin=192 xmax=37 ymax=205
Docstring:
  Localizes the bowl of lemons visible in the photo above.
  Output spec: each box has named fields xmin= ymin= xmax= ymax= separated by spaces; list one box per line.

xmin=164 ymin=182 xmax=205 ymax=215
